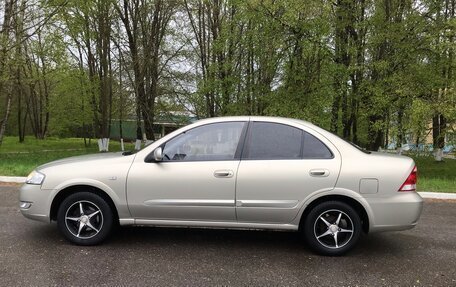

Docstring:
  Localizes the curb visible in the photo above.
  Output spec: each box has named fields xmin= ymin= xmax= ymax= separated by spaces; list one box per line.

xmin=418 ymin=192 xmax=456 ymax=200
xmin=0 ymin=176 xmax=455 ymax=199
xmin=0 ymin=176 xmax=26 ymax=183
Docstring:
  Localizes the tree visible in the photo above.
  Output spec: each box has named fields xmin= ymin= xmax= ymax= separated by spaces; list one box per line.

xmin=0 ymin=0 xmax=16 ymax=145
xmin=430 ymin=0 xmax=455 ymax=160
xmin=115 ymin=0 xmax=177 ymax=141
xmin=0 ymin=0 xmax=454 ymax=157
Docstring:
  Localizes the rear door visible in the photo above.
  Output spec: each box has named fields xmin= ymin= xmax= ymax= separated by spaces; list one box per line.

xmin=235 ymin=121 xmax=341 ymax=224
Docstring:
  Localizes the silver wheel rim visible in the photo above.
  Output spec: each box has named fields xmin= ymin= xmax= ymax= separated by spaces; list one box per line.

xmin=313 ymin=209 xmax=354 ymax=249
xmin=65 ymin=200 xmax=104 ymax=239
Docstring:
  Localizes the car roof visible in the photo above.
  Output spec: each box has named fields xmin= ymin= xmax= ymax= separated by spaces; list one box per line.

xmin=194 ymin=116 xmax=313 ymax=126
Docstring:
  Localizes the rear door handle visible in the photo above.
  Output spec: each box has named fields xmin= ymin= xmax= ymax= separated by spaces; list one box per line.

xmin=309 ymin=169 xmax=330 ymax=177
xmin=214 ymin=170 xmax=234 ymax=178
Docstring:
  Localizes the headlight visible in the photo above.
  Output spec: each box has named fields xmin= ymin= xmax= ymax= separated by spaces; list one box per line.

xmin=25 ymin=170 xmax=45 ymax=185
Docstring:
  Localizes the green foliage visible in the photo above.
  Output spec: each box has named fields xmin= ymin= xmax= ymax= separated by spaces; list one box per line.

xmin=48 ymin=68 xmax=94 ymax=137
xmin=407 ymin=99 xmax=433 ymax=143
xmin=0 ymin=0 xmax=455 ymax=155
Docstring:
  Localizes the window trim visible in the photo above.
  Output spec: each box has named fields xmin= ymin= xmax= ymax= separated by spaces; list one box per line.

xmin=145 ymin=121 xmax=248 ymax=163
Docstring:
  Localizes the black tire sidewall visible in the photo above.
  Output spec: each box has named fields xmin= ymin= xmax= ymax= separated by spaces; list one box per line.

xmin=57 ymin=192 xmax=114 ymax=246
xmin=304 ymin=201 xmax=362 ymax=256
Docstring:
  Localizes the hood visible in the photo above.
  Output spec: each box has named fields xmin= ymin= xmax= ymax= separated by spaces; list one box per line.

xmin=36 ymin=152 xmax=131 ymax=171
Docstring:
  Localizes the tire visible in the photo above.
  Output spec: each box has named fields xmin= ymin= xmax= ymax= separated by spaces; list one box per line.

xmin=57 ymin=192 xmax=114 ymax=245
xmin=303 ymin=201 xmax=362 ymax=256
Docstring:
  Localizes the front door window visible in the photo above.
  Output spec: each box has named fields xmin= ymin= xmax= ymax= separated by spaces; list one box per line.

xmin=162 ymin=122 xmax=245 ymax=161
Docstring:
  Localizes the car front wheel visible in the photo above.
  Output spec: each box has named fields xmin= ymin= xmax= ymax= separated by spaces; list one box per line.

xmin=57 ymin=192 xmax=114 ymax=245
xmin=303 ymin=201 xmax=362 ymax=256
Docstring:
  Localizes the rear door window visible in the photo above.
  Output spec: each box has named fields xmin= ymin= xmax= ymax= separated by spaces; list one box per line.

xmin=302 ymin=131 xmax=333 ymax=159
xmin=244 ymin=122 xmax=303 ymax=160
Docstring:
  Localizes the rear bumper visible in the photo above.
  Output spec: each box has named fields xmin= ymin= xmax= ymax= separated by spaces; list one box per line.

xmin=19 ymin=184 xmax=52 ymax=223
xmin=366 ymin=192 xmax=423 ymax=232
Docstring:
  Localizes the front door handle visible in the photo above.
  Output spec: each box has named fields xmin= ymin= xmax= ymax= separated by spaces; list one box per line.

xmin=309 ymin=169 xmax=330 ymax=177
xmin=214 ymin=170 xmax=234 ymax=178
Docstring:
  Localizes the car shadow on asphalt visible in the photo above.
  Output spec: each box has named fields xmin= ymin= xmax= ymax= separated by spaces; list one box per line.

xmin=107 ymin=225 xmax=414 ymax=256
xmin=25 ymin=223 xmax=418 ymax=257
xmin=111 ymin=226 xmax=305 ymax=251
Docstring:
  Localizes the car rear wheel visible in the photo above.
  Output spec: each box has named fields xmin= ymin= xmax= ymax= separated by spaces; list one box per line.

xmin=303 ymin=201 xmax=361 ymax=256
xmin=57 ymin=192 xmax=114 ymax=245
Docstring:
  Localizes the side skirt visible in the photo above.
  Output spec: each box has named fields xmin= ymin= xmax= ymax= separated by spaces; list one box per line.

xmin=118 ymin=218 xmax=299 ymax=231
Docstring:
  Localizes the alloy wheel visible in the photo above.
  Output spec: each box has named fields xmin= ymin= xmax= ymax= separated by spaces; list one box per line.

xmin=65 ymin=200 xmax=104 ymax=239
xmin=313 ymin=209 xmax=354 ymax=249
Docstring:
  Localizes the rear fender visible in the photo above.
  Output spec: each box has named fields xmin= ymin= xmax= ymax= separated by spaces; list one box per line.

xmin=291 ymin=188 xmax=374 ymax=230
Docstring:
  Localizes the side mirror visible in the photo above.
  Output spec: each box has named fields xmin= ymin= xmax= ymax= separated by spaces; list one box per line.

xmin=153 ymin=147 xmax=164 ymax=162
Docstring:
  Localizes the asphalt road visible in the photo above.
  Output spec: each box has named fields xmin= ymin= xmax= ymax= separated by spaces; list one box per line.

xmin=1 ymin=184 xmax=455 ymax=287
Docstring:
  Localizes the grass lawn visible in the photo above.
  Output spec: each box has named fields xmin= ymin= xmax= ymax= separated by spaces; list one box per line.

xmin=0 ymin=136 xmax=135 ymax=176
xmin=411 ymin=155 xmax=456 ymax=193
xmin=0 ymin=136 xmax=454 ymax=193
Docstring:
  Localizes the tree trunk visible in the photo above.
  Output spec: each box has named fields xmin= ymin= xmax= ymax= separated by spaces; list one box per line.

xmin=332 ymin=0 xmax=352 ymax=136
xmin=0 ymin=0 xmax=15 ymax=145
xmin=432 ymin=113 xmax=446 ymax=161
xmin=0 ymin=95 xmax=12 ymax=145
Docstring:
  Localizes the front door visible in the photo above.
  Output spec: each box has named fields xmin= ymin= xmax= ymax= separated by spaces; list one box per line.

xmin=127 ymin=121 xmax=246 ymax=221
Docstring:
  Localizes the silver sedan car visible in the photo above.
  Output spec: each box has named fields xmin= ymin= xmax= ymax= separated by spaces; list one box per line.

xmin=19 ymin=117 xmax=423 ymax=255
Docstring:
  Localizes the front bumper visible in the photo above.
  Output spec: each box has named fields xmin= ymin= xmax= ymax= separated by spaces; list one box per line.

xmin=366 ymin=192 xmax=423 ymax=232
xmin=19 ymin=184 xmax=52 ymax=223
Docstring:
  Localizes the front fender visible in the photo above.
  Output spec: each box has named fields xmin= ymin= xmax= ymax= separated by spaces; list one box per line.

xmin=50 ymin=178 xmax=131 ymax=219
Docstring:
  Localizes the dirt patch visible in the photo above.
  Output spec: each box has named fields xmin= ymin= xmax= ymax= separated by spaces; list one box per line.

xmin=0 ymin=182 xmax=22 ymax=187
xmin=424 ymin=198 xmax=456 ymax=203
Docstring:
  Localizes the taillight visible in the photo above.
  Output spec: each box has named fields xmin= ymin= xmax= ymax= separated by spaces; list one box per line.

xmin=399 ymin=166 xmax=417 ymax=192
